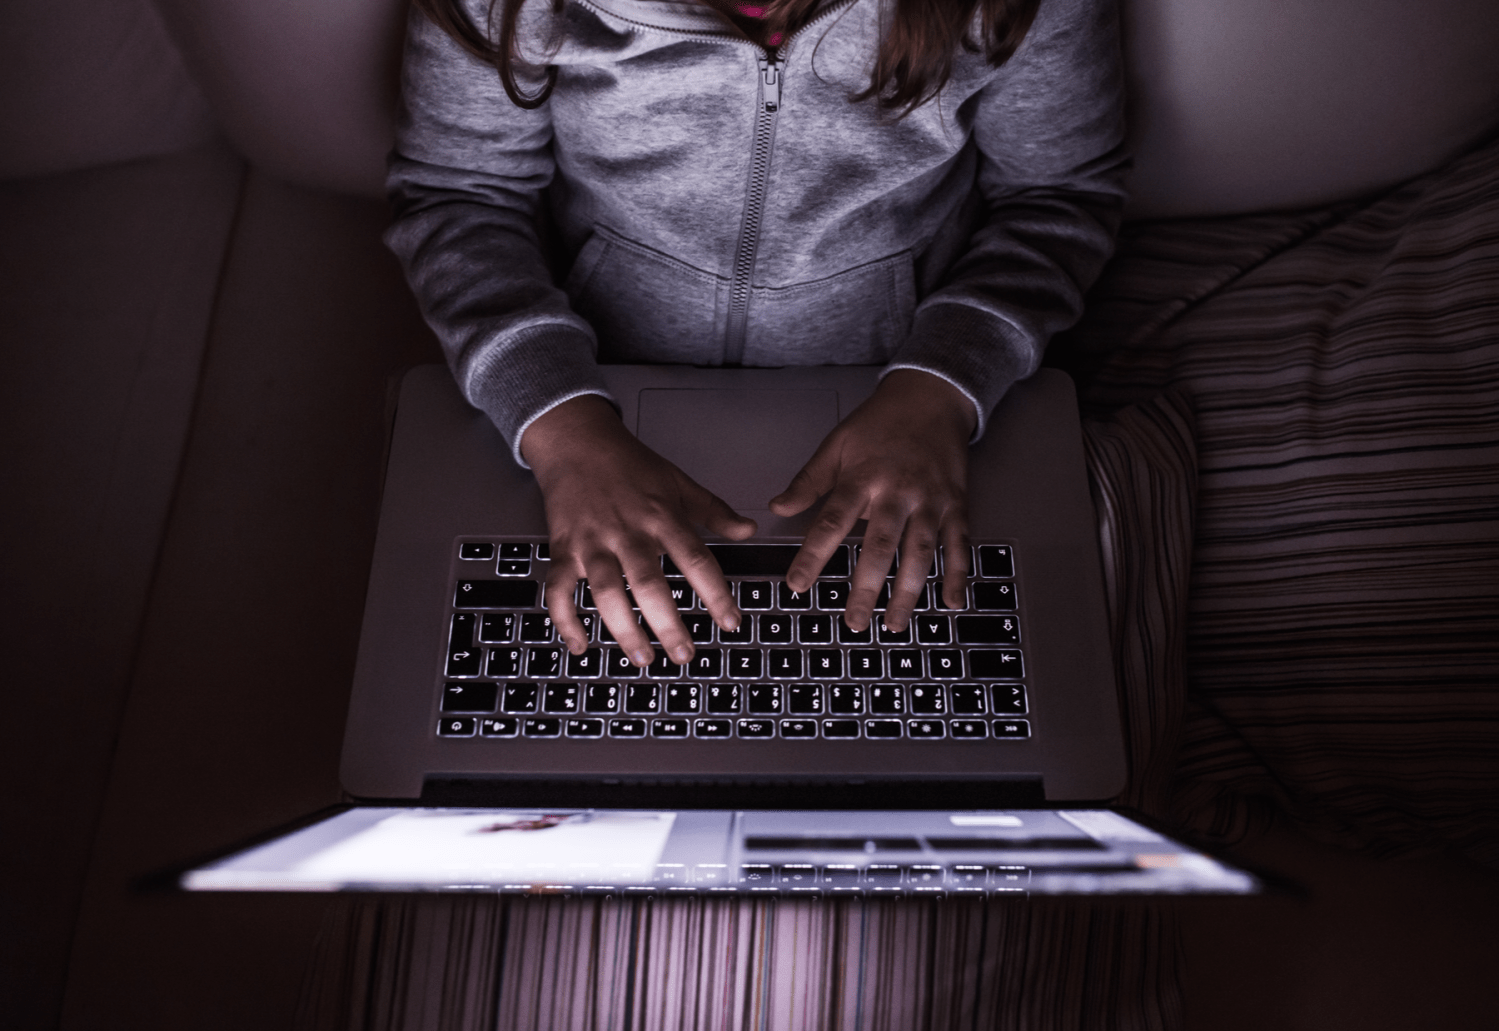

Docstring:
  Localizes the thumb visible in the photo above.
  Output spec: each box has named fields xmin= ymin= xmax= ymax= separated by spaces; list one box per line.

xmin=680 ymin=478 xmax=758 ymax=540
xmin=769 ymin=441 xmax=838 ymax=517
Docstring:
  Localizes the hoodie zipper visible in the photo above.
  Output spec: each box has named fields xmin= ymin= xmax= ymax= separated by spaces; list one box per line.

xmin=723 ymin=52 xmax=783 ymax=366
xmin=569 ymin=0 xmax=857 ymax=365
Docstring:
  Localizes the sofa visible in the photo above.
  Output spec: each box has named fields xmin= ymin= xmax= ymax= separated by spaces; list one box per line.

xmin=2 ymin=1 xmax=1496 ymax=1028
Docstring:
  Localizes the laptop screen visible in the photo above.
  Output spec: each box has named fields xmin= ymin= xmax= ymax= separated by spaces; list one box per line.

xmin=181 ymin=807 xmax=1260 ymax=896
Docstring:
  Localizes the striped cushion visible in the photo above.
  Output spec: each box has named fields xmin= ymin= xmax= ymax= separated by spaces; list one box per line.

xmin=1056 ymin=133 xmax=1499 ymax=865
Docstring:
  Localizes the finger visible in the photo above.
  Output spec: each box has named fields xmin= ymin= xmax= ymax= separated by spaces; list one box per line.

xmin=889 ymin=511 xmax=940 ymax=628
xmin=786 ymin=486 xmax=865 ymax=594
xmin=680 ymin=479 xmax=758 ymax=541
xmin=768 ymin=438 xmax=840 ymax=517
xmin=846 ymin=502 xmax=905 ymax=631
xmin=659 ymin=525 xmax=742 ymax=634
xmin=584 ymin=556 xmax=653 ymax=666
xmin=545 ymin=556 xmax=588 ymax=654
xmin=940 ymin=517 xmax=971 ymax=610
xmin=623 ymin=560 xmax=695 ymax=666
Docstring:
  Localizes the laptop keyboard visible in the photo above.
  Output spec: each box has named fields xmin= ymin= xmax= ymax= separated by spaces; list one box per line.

xmin=437 ymin=540 xmax=1029 ymax=743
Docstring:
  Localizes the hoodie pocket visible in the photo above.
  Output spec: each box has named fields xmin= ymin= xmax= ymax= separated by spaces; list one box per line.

xmin=565 ymin=226 xmax=730 ymax=364
xmin=741 ymin=251 xmax=917 ymax=367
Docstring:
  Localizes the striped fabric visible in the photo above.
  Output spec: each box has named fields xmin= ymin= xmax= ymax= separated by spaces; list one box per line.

xmin=1055 ymin=132 xmax=1499 ymax=865
xmin=297 ymin=894 xmax=1182 ymax=1030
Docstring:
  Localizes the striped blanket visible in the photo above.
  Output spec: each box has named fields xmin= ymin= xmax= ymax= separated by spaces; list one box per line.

xmin=298 ymin=135 xmax=1499 ymax=1030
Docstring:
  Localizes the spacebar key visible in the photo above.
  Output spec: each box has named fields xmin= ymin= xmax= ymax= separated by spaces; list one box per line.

xmin=667 ymin=544 xmax=850 ymax=578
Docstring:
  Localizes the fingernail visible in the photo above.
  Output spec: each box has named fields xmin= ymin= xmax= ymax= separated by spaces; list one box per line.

xmin=673 ymin=648 xmax=692 ymax=664
xmin=634 ymin=649 xmax=653 ymax=666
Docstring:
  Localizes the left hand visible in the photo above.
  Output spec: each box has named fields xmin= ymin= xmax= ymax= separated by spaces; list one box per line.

xmin=769 ymin=369 xmax=976 ymax=632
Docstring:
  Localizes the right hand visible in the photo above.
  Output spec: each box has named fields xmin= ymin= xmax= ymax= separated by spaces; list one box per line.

xmin=521 ymin=395 xmax=756 ymax=667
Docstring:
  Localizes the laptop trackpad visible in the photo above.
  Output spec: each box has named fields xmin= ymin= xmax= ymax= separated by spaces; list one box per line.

xmin=636 ymin=388 xmax=840 ymax=512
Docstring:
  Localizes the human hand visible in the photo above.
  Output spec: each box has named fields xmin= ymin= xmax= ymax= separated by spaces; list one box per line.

xmin=769 ymin=369 xmax=975 ymax=632
xmin=521 ymin=395 xmax=756 ymax=666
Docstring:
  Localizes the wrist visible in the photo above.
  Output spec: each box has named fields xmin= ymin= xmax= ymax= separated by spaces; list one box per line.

xmin=879 ymin=369 xmax=979 ymax=439
xmin=519 ymin=394 xmax=624 ymax=475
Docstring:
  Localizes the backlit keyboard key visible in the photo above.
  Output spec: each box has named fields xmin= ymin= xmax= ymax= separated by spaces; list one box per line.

xmin=816 ymin=581 xmax=849 ymax=609
xmin=682 ymin=614 xmax=716 ymax=643
xmin=767 ymin=650 xmax=802 ymax=678
xmin=694 ymin=718 xmax=732 ymax=738
xmin=864 ymin=720 xmax=902 ymax=739
xmin=728 ymin=650 xmax=762 ymax=678
xmin=688 ymin=649 xmax=722 ymax=679
xmin=968 ymin=649 xmax=1024 ymax=679
xmin=706 ymin=684 xmax=741 ymax=713
xmin=501 ymin=683 xmax=538 ymax=713
xmin=992 ymin=719 xmax=1031 ymax=739
xmin=459 ymin=542 xmax=495 ymax=560
xmin=848 ymin=650 xmax=882 ymax=678
xmin=876 ymin=621 xmax=912 ymax=644
xmin=524 ymin=717 xmax=561 ymax=737
xmin=828 ymin=684 xmax=864 ymax=714
xmin=737 ymin=718 xmax=775 ymax=739
xmin=822 ymin=719 xmax=860 ymax=738
xmin=928 ymin=651 xmax=962 ymax=678
xmin=487 ymin=647 xmax=522 ymax=677
xmin=527 ymin=647 xmax=563 ymax=678
xmin=442 ymin=681 xmax=498 ymax=713
xmin=978 ymin=546 xmax=1014 ymax=578
xmin=520 ymin=613 xmax=554 ymax=642
xmin=747 ymin=684 xmax=783 ymax=714
xmin=950 ymin=684 xmax=986 ymax=714
xmin=543 ymin=684 xmax=580 ymax=713
xmin=788 ymin=684 xmax=823 ymax=714
xmin=908 ymin=684 xmax=945 ymax=714
xmin=887 ymin=650 xmax=923 ymax=679
xmin=956 ymin=615 xmax=1020 ymax=644
xmin=585 ymin=683 xmax=620 ymax=712
xmin=798 ymin=614 xmax=833 ymax=644
xmin=972 ymin=582 xmax=1018 ymax=611
xmin=990 ymin=684 xmax=1028 ymax=714
xmin=605 ymin=649 xmax=642 ymax=678
xmin=566 ymin=649 xmax=603 ymax=678
xmin=738 ymin=581 xmax=774 ymax=609
xmin=609 ymin=719 xmax=647 ymax=738
xmin=624 ymin=684 xmax=660 ymax=713
xmin=666 ymin=579 xmax=695 ymax=609
xmin=665 ymin=683 xmax=701 ymax=713
xmin=438 ymin=717 xmax=477 ymax=737
xmin=869 ymin=685 xmax=905 ymax=714
xmin=480 ymin=717 xmax=519 ymax=737
xmin=479 ymin=613 xmax=517 ymax=642
xmin=758 ymin=614 xmax=793 ymax=643
xmin=647 ymin=653 xmax=683 ymax=679
xmin=780 ymin=719 xmax=817 ymax=739
xmin=807 ymin=650 xmax=842 ymax=678
xmin=907 ymin=719 xmax=945 ymax=739
xmin=455 ymin=580 xmax=537 ymax=609
xmin=566 ymin=718 xmax=604 ymax=738
xmin=914 ymin=615 xmax=951 ymax=644
xmin=777 ymin=583 xmax=812 ymax=609
xmin=950 ymin=719 xmax=987 ymax=739
xmin=652 ymin=719 xmax=690 ymax=738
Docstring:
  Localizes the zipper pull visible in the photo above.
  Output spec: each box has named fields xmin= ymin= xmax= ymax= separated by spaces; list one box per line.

xmin=759 ymin=55 xmax=782 ymax=113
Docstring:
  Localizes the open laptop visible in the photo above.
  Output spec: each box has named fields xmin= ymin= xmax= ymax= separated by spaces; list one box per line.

xmin=177 ymin=365 xmax=1262 ymax=897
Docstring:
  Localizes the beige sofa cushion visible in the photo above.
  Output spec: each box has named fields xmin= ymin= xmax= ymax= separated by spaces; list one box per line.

xmin=0 ymin=0 xmax=217 ymax=178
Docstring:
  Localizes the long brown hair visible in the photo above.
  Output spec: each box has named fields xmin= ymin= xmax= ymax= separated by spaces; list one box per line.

xmin=411 ymin=0 xmax=1041 ymax=113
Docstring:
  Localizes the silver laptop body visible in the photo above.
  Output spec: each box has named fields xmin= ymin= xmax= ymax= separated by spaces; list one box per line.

xmin=340 ymin=365 xmax=1125 ymax=804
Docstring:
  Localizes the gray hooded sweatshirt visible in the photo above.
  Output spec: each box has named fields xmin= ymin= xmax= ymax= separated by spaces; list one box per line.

xmin=386 ymin=0 xmax=1128 ymax=464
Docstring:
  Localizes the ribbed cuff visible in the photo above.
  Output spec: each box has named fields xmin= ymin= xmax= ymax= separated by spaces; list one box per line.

xmin=460 ymin=323 xmax=618 ymax=467
xmin=885 ymin=302 xmax=1040 ymax=441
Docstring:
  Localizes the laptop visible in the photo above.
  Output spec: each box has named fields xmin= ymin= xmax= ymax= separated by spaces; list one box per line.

xmin=176 ymin=365 xmax=1262 ymax=897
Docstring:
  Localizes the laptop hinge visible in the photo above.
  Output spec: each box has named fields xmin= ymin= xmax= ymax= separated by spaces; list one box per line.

xmin=418 ymin=776 xmax=1046 ymax=810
